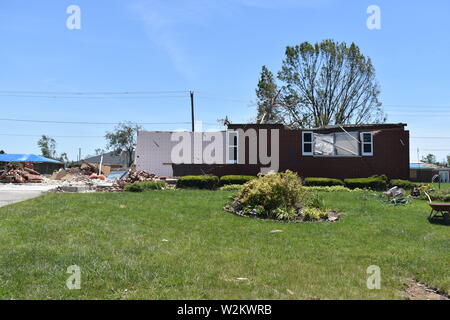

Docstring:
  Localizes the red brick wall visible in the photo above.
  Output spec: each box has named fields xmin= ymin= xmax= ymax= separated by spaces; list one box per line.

xmin=173 ymin=124 xmax=410 ymax=180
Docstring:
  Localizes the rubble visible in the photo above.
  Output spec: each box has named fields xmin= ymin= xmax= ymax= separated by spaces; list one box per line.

xmin=1 ymin=161 xmax=161 ymax=194
xmin=0 ymin=163 xmax=43 ymax=183
xmin=96 ymin=170 xmax=157 ymax=192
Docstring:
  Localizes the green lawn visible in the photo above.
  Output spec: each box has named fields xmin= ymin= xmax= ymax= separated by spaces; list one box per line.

xmin=430 ymin=182 xmax=450 ymax=191
xmin=0 ymin=190 xmax=448 ymax=299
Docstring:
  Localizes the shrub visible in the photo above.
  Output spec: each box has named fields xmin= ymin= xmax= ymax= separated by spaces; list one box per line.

xmin=344 ymin=177 xmax=387 ymax=191
xmin=219 ymin=184 xmax=243 ymax=191
xmin=390 ymin=179 xmax=417 ymax=190
xmin=370 ymin=174 xmax=390 ymax=184
xmin=219 ymin=175 xmax=256 ymax=186
xmin=176 ymin=175 xmax=219 ymax=189
xmin=304 ymin=177 xmax=344 ymax=187
xmin=307 ymin=193 xmax=328 ymax=210
xmin=301 ymin=207 xmax=329 ymax=221
xmin=124 ymin=180 xmax=166 ymax=192
xmin=304 ymin=186 xmax=364 ymax=193
xmin=234 ymin=170 xmax=308 ymax=220
xmin=421 ymin=189 xmax=450 ymax=202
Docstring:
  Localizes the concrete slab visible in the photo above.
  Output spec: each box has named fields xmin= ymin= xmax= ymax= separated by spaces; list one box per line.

xmin=0 ymin=184 xmax=58 ymax=207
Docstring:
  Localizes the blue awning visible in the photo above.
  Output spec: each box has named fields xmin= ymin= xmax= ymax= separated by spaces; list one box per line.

xmin=0 ymin=154 xmax=63 ymax=164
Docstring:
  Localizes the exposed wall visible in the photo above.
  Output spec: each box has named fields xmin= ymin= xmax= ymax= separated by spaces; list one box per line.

xmin=135 ymin=131 xmax=226 ymax=176
xmin=206 ymin=124 xmax=410 ymax=180
xmin=138 ymin=125 xmax=410 ymax=180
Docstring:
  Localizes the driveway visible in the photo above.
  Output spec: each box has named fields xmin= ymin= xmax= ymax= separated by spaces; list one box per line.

xmin=0 ymin=184 xmax=58 ymax=207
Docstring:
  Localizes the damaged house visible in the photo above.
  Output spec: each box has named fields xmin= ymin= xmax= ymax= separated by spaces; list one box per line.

xmin=135 ymin=123 xmax=409 ymax=180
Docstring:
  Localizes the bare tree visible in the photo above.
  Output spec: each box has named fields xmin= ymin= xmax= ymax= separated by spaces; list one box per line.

xmin=256 ymin=40 xmax=385 ymax=128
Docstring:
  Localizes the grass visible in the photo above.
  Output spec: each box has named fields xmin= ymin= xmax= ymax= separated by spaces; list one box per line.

xmin=0 ymin=190 xmax=448 ymax=300
xmin=430 ymin=182 xmax=450 ymax=191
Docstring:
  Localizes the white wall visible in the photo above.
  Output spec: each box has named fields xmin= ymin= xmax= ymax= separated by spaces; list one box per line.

xmin=135 ymin=131 xmax=226 ymax=176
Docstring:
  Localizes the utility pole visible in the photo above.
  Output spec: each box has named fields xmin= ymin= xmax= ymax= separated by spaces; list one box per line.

xmin=79 ymin=148 xmax=81 ymax=162
xmin=190 ymin=91 xmax=195 ymax=132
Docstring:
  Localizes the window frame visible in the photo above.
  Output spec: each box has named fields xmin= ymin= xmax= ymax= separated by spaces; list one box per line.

xmin=361 ymin=132 xmax=374 ymax=156
xmin=302 ymin=131 xmax=314 ymax=156
xmin=226 ymin=130 xmax=239 ymax=164
xmin=333 ymin=132 xmax=360 ymax=157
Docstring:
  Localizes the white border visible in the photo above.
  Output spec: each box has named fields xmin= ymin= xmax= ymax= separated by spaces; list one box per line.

xmin=302 ymin=131 xmax=314 ymax=156
xmin=361 ymin=132 xmax=374 ymax=156
xmin=226 ymin=130 xmax=239 ymax=164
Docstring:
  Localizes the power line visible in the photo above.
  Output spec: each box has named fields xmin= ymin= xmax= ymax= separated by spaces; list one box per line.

xmin=0 ymin=118 xmax=193 ymax=125
xmin=0 ymin=133 xmax=104 ymax=138
xmin=0 ymin=90 xmax=189 ymax=95
xmin=0 ymin=94 xmax=188 ymax=99
xmin=411 ymin=137 xmax=450 ymax=139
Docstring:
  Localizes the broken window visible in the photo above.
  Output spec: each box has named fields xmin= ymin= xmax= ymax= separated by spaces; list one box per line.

xmin=302 ymin=130 xmax=371 ymax=157
xmin=227 ymin=131 xmax=238 ymax=163
xmin=314 ymin=134 xmax=334 ymax=156
xmin=335 ymin=132 xmax=359 ymax=156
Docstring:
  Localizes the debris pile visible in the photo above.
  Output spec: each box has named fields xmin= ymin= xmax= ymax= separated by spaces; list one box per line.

xmin=96 ymin=170 xmax=156 ymax=192
xmin=0 ymin=164 xmax=43 ymax=183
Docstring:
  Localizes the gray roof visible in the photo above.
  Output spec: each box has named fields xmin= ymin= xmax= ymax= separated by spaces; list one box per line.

xmin=82 ymin=151 xmax=134 ymax=166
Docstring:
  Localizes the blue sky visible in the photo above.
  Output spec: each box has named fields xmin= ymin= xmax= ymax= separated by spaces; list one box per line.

xmin=0 ymin=0 xmax=449 ymax=161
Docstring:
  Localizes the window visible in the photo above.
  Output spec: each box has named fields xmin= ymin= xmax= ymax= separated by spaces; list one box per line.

xmin=302 ymin=131 xmax=313 ymax=155
xmin=302 ymin=131 xmax=371 ymax=157
xmin=361 ymin=132 xmax=373 ymax=156
xmin=334 ymin=132 xmax=359 ymax=156
xmin=227 ymin=131 xmax=238 ymax=163
xmin=314 ymin=134 xmax=334 ymax=156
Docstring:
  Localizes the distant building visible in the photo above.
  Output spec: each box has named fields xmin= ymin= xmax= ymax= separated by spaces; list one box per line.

xmin=82 ymin=151 xmax=134 ymax=168
xmin=410 ymin=162 xmax=450 ymax=183
xmin=0 ymin=154 xmax=64 ymax=175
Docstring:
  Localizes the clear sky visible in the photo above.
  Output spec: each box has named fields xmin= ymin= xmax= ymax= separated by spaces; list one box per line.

xmin=0 ymin=0 xmax=449 ymax=162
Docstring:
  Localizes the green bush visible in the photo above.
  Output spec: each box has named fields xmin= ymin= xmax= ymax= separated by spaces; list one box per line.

xmin=234 ymin=170 xmax=308 ymax=220
xmin=304 ymin=177 xmax=344 ymax=187
xmin=421 ymin=189 xmax=450 ymax=202
xmin=219 ymin=184 xmax=243 ymax=191
xmin=124 ymin=180 xmax=166 ymax=192
xmin=304 ymin=186 xmax=364 ymax=193
xmin=370 ymin=174 xmax=390 ymax=184
xmin=301 ymin=207 xmax=329 ymax=221
xmin=344 ymin=177 xmax=387 ymax=191
xmin=390 ymin=179 xmax=417 ymax=190
xmin=176 ymin=175 xmax=219 ymax=190
xmin=219 ymin=175 xmax=256 ymax=186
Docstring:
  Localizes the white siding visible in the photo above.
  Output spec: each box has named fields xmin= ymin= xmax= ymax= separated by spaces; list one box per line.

xmin=135 ymin=131 xmax=226 ymax=177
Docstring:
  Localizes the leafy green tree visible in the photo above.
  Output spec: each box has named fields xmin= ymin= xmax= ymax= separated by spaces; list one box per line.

xmin=59 ymin=152 xmax=69 ymax=163
xmin=256 ymin=39 xmax=385 ymax=128
xmin=105 ymin=122 xmax=141 ymax=167
xmin=0 ymin=150 xmax=5 ymax=154
xmin=421 ymin=154 xmax=437 ymax=164
xmin=256 ymin=66 xmax=282 ymax=123
xmin=37 ymin=135 xmax=57 ymax=158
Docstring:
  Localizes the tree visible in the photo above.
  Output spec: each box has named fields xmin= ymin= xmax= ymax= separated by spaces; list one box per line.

xmin=94 ymin=148 xmax=104 ymax=155
xmin=0 ymin=150 xmax=5 ymax=154
xmin=59 ymin=152 xmax=69 ymax=163
xmin=256 ymin=39 xmax=385 ymax=128
xmin=105 ymin=122 xmax=141 ymax=167
xmin=256 ymin=66 xmax=282 ymax=123
xmin=37 ymin=135 xmax=57 ymax=158
xmin=421 ymin=154 xmax=437 ymax=165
